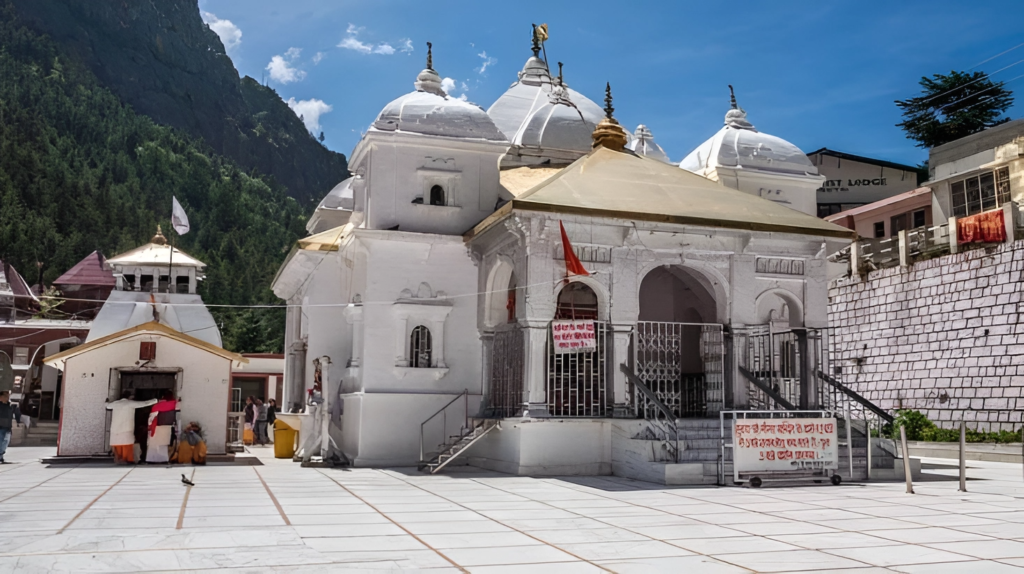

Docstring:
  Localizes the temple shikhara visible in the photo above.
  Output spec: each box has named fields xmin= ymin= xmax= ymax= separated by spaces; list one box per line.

xmin=269 ymin=28 xmax=910 ymax=484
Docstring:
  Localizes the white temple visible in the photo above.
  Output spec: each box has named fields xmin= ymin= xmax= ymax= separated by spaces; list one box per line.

xmin=680 ymin=86 xmax=825 ymax=216
xmin=272 ymin=31 xmax=866 ymax=483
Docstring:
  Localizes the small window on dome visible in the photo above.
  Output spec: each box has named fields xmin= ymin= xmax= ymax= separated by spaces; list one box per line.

xmin=429 ymin=185 xmax=445 ymax=206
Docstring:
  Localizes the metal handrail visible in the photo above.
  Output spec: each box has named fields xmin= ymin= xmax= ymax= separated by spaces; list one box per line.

xmin=739 ymin=366 xmax=797 ymax=411
xmin=816 ymin=370 xmax=894 ymax=424
xmin=620 ymin=363 xmax=679 ymax=462
xmin=420 ymin=388 xmax=469 ymax=463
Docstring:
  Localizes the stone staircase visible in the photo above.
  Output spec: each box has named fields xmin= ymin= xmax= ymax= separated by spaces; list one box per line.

xmin=20 ymin=420 xmax=59 ymax=447
xmin=420 ymin=419 xmax=499 ymax=474
xmin=613 ymin=418 xmax=730 ymax=486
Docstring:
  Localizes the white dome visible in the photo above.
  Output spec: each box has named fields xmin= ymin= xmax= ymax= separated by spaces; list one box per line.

xmin=627 ymin=125 xmax=670 ymax=163
xmin=307 ymin=177 xmax=355 ymax=234
xmin=487 ymin=55 xmax=604 ymax=153
xmin=680 ymin=105 xmax=817 ymax=177
xmin=372 ymin=66 xmax=507 ymax=142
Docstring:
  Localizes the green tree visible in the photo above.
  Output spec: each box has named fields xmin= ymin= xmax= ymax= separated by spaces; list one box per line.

xmin=896 ymin=70 xmax=1014 ymax=148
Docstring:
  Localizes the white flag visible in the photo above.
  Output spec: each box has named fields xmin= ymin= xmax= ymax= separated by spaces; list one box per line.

xmin=171 ymin=196 xmax=190 ymax=235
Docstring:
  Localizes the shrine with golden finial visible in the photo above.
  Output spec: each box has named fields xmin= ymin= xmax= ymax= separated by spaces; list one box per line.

xmin=591 ymin=82 xmax=628 ymax=151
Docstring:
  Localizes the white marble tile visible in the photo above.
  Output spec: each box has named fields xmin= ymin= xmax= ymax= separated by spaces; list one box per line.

xmin=766 ymin=531 xmax=903 ymax=550
xmin=528 ymin=527 xmax=649 ymax=545
xmin=302 ymin=534 xmax=428 ymax=553
xmin=292 ymin=523 xmax=406 ymax=538
xmin=555 ymin=540 xmax=695 ymax=561
xmin=867 ymin=526 xmax=995 ymax=544
xmin=667 ymin=535 xmax=801 ymax=555
xmin=893 ymin=560 xmax=1024 ymax=573
xmin=597 ymin=555 xmax=751 ymax=573
xmin=627 ymin=523 xmax=748 ymax=540
xmin=441 ymin=544 xmax=577 ymax=567
xmin=825 ymin=544 xmax=975 ymax=567
xmin=923 ymin=539 xmax=1024 ymax=560
xmin=467 ymin=561 xmax=605 ymax=573
xmin=401 ymin=520 xmax=516 ymax=536
xmin=719 ymin=549 xmax=870 ymax=572
xmin=417 ymin=531 xmax=539 ymax=549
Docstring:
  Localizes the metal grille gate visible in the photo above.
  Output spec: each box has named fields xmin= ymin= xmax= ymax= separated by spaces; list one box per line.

xmin=488 ymin=326 xmax=524 ymax=417
xmin=546 ymin=321 xmax=609 ymax=417
xmin=633 ymin=322 xmax=725 ymax=418
xmin=745 ymin=327 xmax=801 ymax=409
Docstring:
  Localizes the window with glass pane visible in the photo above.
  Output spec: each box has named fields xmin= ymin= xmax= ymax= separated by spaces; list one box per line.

xmin=410 ymin=326 xmax=432 ymax=368
xmin=952 ymin=167 xmax=1013 ymax=217
xmin=996 ymin=167 xmax=1011 ymax=205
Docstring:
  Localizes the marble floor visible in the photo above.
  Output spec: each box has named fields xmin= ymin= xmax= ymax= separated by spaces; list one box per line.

xmin=1 ymin=447 xmax=1024 ymax=572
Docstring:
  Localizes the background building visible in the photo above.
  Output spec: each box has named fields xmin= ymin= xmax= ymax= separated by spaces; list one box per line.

xmin=809 ymin=148 xmax=923 ymax=218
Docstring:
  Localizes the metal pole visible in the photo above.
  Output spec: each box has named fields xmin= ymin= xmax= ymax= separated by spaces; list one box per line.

xmin=959 ymin=420 xmax=967 ymax=492
xmin=900 ymin=425 xmax=914 ymax=494
xmin=866 ymin=416 xmax=873 ymax=481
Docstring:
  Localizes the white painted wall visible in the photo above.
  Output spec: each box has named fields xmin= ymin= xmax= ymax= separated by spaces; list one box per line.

xmin=469 ymin=419 xmax=611 ymax=475
xmin=56 ymin=334 xmax=232 ymax=456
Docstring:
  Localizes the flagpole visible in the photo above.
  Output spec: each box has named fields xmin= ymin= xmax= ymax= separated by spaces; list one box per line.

xmin=168 ymin=225 xmax=174 ymax=294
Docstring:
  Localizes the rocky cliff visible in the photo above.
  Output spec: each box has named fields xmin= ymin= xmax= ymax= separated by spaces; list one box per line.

xmin=10 ymin=0 xmax=347 ymax=204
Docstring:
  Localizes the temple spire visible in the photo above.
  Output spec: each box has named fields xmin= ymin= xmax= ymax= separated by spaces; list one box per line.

xmin=557 ymin=62 xmax=564 ymax=85
xmin=729 ymin=84 xmax=738 ymax=109
xmin=531 ymin=24 xmax=541 ymax=58
xmin=592 ymin=82 xmax=628 ymax=151
xmin=603 ymin=82 xmax=615 ymax=119
xmin=426 ymin=42 xmax=433 ymax=71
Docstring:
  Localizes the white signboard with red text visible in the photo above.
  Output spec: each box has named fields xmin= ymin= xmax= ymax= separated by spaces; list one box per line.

xmin=552 ymin=320 xmax=596 ymax=354
xmin=734 ymin=418 xmax=839 ymax=473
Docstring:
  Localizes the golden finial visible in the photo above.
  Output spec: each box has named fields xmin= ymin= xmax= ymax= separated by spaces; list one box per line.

xmin=591 ymin=82 xmax=628 ymax=152
xmin=151 ymin=225 xmax=167 ymax=245
xmin=426 ymin=42 xmax=433 ymax=71
xmin=531 ymin=24 xmax=541 ymax=57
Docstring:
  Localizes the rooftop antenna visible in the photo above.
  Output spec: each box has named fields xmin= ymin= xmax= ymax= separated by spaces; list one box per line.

xmin=426 ymin=42 xmax=433 ymax=71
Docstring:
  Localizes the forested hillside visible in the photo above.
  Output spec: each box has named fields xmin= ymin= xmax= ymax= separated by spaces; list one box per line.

xmin=0 ymin=2 xmax=303 ymax=352
xmin=10 ymin=0 xmax=349 ymax=205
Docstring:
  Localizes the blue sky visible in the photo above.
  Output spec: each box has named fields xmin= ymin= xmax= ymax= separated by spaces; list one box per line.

xmin=198 ymin=0 xmax=1024 ymax=167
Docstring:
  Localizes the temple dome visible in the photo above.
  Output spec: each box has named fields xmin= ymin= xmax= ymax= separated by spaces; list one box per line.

xmin=372 ymin=48 xmax=507 ymax=142
xmin=627 ymin=125 xmax=670 ymax=163
xmin=487 ymin=55 xmax=604 ymax=153
xmin=680 ymin=102 xmax=817 ymax=177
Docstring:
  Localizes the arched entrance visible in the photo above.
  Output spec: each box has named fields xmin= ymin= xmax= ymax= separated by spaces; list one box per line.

xmin=547 ymin=282 xmax=609 ymax=417
xmin=634 ymin=266 xmax=724 ymax=418
xmin=487 ymin=267 xmax=524 ymax=417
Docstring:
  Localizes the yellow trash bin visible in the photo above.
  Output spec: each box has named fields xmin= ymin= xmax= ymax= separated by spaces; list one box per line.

xmin=273 ymin=419 xmax=297 ymax=459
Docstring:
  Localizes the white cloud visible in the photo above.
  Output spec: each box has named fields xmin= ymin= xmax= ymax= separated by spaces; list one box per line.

xmin=476 ymin=51 xmax=496 ymax=75
xmin=202 ymin=12 xmax=242 ymax=53
xmin=266 ymin=48 xmax=306 ymax=84
xmin=338 ymin=36 xmax=372 ymax=54
xmin=441 ymin=77 xmax=456 ymax=95
xmin=287 ymin=98 xmax=332 ymax=133
xmin=313 ymin=51 xmax=326 ymax=65
xmin=338 ymin=23 xmax=403 ymax=56
xmin=400 ymin=39 xmax=414 ymax=54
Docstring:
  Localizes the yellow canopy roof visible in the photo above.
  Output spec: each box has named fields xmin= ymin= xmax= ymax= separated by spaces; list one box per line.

xmin=297 ymin=224 xmax=350 ymax=252
xmin=473 ymin=147 xmax=856 ymax=240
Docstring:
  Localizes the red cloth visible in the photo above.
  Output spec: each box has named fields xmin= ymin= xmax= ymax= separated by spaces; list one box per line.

xmin=559 ymin=221 xmax=589 ymax=278
xmin=957 ymin=210 xmax=1006 ymax=244
xmin=148 ymin=399 xmax=177 ymax=437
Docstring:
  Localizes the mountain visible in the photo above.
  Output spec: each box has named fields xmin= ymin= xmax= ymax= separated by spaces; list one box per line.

xmin=9 ymin=0 xmax=348 ymax=205
xmin=0 ymin=1 xmax=306 ymax=353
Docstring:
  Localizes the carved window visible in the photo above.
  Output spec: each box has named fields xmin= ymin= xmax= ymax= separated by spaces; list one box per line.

xmin=429 ymin=185 xmax=445 ymax=206
xmin=410 ymin=326 xmax=432 ymax=368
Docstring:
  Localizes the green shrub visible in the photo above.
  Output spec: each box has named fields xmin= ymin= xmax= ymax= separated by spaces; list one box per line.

xmin=884 ymin=410 xmax=1022 ymax=443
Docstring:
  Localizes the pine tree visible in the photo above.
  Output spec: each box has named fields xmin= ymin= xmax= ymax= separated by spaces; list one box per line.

xmin=896 ymin=70 xmax=1014 ymax=148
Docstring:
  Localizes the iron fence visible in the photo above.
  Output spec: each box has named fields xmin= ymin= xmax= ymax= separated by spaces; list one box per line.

xmin=546 ymin=321 xmax=610 ymax=417
xmin=488 ymin=325 xmax=524 ymax=417
xmin=632 ymin=322 xmax=724 ymax=419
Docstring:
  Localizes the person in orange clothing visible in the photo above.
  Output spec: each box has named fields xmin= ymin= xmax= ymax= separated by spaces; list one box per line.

xmin=106 ymin=391 xmax=157 ymax=464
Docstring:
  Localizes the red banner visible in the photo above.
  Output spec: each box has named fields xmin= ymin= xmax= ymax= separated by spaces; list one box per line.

xmin=957 ymin=209 xmax=1006 ymax=244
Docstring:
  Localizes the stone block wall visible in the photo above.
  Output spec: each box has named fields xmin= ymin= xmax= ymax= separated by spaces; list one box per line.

xmin=828 ymin=241 xmax=1024 ymax=431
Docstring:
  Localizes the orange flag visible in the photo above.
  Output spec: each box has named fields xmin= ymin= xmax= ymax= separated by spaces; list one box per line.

xmin=559 ymin=221 xmax=589 ymax=278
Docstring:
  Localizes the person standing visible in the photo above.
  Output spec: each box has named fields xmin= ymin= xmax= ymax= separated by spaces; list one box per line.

xmin=243 ymin=396 xmax=255 ymax=446
xmin=146 ymin=391 xmax=177 ymax=463
xmin=0 ymin=391 xmax=22 ymax=464
xmin=254 ymin=398 xmax=268 ymax=446
xmin=266 ymin=399 xmax=277 ymax=444
xmin=106 ymin=391 xmax=157 ymax=464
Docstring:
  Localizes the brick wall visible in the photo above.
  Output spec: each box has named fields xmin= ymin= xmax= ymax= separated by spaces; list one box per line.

xmin=828 ymin=241 xmax=1024 ymax=431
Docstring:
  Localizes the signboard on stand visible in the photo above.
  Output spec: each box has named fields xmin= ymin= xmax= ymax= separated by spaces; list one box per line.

xmin=552 ymin=320 xmax=596 ymax=354
xmin=734 ymin=418 xmax=839 ymax=473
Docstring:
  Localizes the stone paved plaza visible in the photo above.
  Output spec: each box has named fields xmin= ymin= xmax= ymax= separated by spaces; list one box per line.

xmin=1 ymin=447 xmax=1024 ymax=572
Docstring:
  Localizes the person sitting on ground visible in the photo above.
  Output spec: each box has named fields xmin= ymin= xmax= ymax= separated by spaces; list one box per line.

xmin=176 ymin=421 xmax=207 ymax=465
xmin=0 ymin=391 xmax=22 ymax=465
xmin=106 ymin=391 xmax=157 ymax=464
